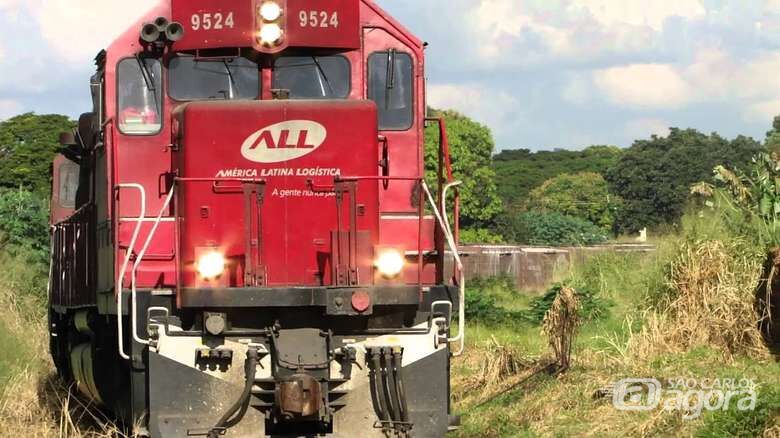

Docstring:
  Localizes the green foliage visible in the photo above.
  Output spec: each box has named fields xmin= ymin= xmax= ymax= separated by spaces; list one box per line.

xmin=493 ymin=145 xmax=623 ymax=206
xmin=0 ymin=113 xmax=75 ymax=193
xmin=459 ymin=228 xmax=504 ymax=244
xmin=526 ymin=283 xmax=612 ymax=323
xmin=711 ymin=153 xmax=780 ymax=248
xmin=606 ymin=128 xmax=763 ymax=233
xmin=527 ymin=172 xmax=622 ymax=230
xmin=697 ymin=385 xmax=780 ymax=438
xmin=764 ymin=115 xmax=780 ymax=155
xmin=0 ymin=188 xmax=49 ymax=262
xmin=425 ymin=110 xmax=503 ymax=230
xmin=464 ymin=277 xmax=529 ymax=324
xmin=498 ymin=211 xmax=608 ymax=246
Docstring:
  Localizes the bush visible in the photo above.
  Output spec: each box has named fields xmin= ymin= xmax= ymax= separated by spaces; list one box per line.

xmin=500 ymin=211 xmax=608 ymax=246
xmin=527 ymin=172 xmax=622 ymax=231
xmin=464 ymin=276 xmax=530 ymax=324
xmin=526 ymin=283 xmax=612 ymax=323
xmin=459 ymin=228 xmax=504 ymax=244
xmin=0 ymin=189 xmax=49 ymax=261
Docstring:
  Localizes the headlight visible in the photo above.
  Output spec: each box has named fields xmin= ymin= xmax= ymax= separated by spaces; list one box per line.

xmin=196 ymin=251 xmax=226 ymax=279
xmin=375 ymin=250 xmax=405 ymax=278
xmin=259 ymin=2 xmax=282 ymax=22
xmin=259 ymin=23 xmax=283 ymax=45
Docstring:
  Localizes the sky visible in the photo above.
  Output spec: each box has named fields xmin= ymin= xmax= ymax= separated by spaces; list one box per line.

xmin=1 ymin=1 xmax=780 ymax=151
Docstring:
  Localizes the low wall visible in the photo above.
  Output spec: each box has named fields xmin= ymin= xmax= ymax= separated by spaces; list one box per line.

xmin=447 ymin=244 xmax=656 ymax=291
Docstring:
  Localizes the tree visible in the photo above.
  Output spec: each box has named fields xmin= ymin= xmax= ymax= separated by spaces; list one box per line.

xmin=764 ymin=115 xmax=780 ymax=155
xmin=424 ymin=109 xmax=503 ymax=235
xmin=0 ymin=188 xmax=50 ymax=258
xmin=0 ymin=113 xmax=75 ymax=193
xmin=606 ymin=128 xmax=764 ymax=233
xmin=527 ymin=172 xmax=622 ymax=230
xmin=493 ymin=145 xmax=623 ymax=206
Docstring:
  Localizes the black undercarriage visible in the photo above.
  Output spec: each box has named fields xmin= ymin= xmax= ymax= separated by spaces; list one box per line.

xmin=50 ymin=285 xmax=458 ymax=437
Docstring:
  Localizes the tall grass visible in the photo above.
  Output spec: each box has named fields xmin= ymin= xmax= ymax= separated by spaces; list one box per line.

xmin=0 ymin=250 xmax=122 ymax=437
xmin=453 ymin=203 xmax=780 ymax=437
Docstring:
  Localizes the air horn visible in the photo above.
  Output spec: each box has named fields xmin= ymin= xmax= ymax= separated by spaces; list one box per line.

xmin=139 ymin=16 xmax=184 ymax=45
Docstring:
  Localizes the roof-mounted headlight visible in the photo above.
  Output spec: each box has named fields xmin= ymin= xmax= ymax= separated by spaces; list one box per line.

xmin=260 ymin=2 xmax=282 ymax=22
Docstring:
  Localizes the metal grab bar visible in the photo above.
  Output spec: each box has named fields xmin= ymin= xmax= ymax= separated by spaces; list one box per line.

xmin=421 ymin=180 xmax=465 ymax=356
xmin=115 ymin=183 xmax=146 ymax=360
xmin=131 ymin=185 xmax=176 ymax=346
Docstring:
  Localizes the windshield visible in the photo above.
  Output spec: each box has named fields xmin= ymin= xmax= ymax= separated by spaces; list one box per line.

xmin=272 ymin=56 xmax=350 ymax=99
xmin=169 ymin=56 xmax=259 ymax=101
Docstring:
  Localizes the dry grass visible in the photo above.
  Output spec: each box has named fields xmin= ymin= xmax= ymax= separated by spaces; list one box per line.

xmin=0 ymin=267 xmax=123 ymax=437
xmin=628 ymin=239 xmax=770 ymax=361
xmin=454 ymin=336 xmax=536 ymax=403
xmin=541 ymin=286 xmax=581 ymax=371
xmin=0 ymin=368 xmax=123 ymax=437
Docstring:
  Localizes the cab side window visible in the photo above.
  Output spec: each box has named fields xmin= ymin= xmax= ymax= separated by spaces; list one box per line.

xmin=58 ymin=161 xmax=80 ymax=209
xmin=368 ymin=51 xmax=413 ymax=130
xmin=117 ymin=58 xmax=162 ymax=135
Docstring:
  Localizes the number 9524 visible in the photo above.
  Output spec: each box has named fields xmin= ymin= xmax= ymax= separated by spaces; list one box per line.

xmin=299 ymin=10 xmax=339 ymax=28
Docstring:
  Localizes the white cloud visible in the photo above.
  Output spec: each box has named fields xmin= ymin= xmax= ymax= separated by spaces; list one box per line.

xmin=745 ymin=99 xmax=780 ymax=123
xmin=625 ymin=118 xmax=671 ymax=139
xmin=473 ymin=0 xmax=574 ymax=61
xmin=0 ymin=99 xmax=21 ymax=121
xmin=0 ymin=0 xmax=21 ymax=11
xmin=24 ymin=0 xmax=158 ymax=60
xmin=571 ymin=0 xmax=706 ymax=31
xmin=561 ymin=74 xmax=593 ymax=105
xmin=427 ymin=83 xmax=521 ymax=141
xmin=593 ymin=63 xmax=693 ymax=109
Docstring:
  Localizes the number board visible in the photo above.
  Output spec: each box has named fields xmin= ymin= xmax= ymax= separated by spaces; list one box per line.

xmin=171 ymin=0 xmax=360 ymax=51
xmin=171 ymin=0 xmax=255 ymax=51
xmin=284 ymin=0 xmax=360 ymax=49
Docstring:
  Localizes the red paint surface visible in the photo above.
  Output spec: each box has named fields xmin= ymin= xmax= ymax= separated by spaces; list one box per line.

xmin=174 ymin=100 xmax=379 ymax=287
xmin=90 ymin=0 xmax=441 ymax=297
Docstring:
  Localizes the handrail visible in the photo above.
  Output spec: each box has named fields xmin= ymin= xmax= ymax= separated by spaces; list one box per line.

xmin=421 ymin=180 xmax=465 ymax=356
xmin=115 ymin=183 xmax=146 ymax=360
xmin=131 ymin=184 xmax=176 ymax=346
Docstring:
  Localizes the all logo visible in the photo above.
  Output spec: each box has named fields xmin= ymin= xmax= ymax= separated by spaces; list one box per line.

xmin=240 ymin=120 xmax=327 ymax=163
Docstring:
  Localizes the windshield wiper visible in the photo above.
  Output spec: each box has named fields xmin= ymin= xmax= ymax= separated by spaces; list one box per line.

xmin=136 ymin=54 xmax=155 ymax=92
xmin=135 ymin=54 xmax=161 ymax=114
xmin=311 ymin=56 xmax=334 ymax=97
xmin=222 ymin=59 xmax=237 ymax=99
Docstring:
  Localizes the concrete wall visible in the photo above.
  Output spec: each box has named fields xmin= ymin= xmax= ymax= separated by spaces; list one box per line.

xmin=446 ymin=244 xmax=655 ymax=291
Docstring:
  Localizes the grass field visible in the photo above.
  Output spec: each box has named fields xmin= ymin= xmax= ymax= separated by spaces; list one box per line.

xmin=450 ymin=233 xmax=780 ymax=437
xmin=0 ymin=210 xmax=778 ymax=437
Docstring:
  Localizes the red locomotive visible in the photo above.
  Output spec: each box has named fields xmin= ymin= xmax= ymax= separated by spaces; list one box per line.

xmin=49 ymin=0 xmax=464 ymax=436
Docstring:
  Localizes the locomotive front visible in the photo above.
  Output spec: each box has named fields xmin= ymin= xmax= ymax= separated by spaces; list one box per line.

xmin=48 ymin=1 xmax=463 ymax=437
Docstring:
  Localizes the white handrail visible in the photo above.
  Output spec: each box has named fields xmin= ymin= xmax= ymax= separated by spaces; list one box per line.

xmin=131 ymin=185 xmax=176 ymax=345
xmin=115 ymin=184 xmax=146 ymax=360
xmin=421 ymin=180 xmax=466 ymax=356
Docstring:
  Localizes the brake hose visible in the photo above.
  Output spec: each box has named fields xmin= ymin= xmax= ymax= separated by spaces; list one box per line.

xmin=208 ymin=346 xmax=259 ymax=438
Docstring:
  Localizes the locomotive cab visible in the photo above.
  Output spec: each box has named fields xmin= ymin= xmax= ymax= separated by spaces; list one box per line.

xmin=49 ymin=1 xmax=464 ymax=437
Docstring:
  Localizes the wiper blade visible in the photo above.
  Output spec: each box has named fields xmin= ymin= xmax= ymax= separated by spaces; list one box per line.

xmin=222 ymin=59 xmax=237 ymax=99
xmin=136 ymin=54 xmax=155 ymax=93
xmin=311 ymin=56 xmax=334 ymax=97
xmin=135 ymin=54 xmax=161 ymax=115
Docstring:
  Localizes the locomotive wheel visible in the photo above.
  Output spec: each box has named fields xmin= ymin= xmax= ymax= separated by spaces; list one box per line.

xmin=70 ymin=342 xmax=104 ymax=404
